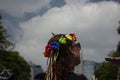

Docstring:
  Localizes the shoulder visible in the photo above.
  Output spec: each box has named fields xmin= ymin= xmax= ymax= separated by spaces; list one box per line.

xmin=34 ymin=73 xmax=45 ymax=80
xmin=78 ymin=74 xmax=88 ymax=80
xmin=68 ymin=72 xmax=88 ymax=80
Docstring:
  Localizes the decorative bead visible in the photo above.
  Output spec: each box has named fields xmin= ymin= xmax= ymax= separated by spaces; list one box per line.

xmin=65 ymin=34 xmax=72 ymax=41
xmin=59 ymin=37 xmax=66 ymax=44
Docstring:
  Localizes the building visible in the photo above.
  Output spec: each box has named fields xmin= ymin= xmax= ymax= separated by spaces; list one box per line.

xmin=30 ymin=64 xmax=44 ymax=80
xmin=75 ymin=60 xmax=101 ymax=79
xmin=74 ymin=51 xmax=101 ymax=79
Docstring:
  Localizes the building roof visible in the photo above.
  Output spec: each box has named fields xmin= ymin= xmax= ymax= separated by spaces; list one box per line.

xmin=105 ymin=57 xmax=120 ymax=63
xmin=0 ymin=69 xmax=13 ymax=80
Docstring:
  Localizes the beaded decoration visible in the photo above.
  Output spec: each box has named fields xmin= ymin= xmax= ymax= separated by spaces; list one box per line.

xmin=43 ymin=33 xmax=77 ymax=57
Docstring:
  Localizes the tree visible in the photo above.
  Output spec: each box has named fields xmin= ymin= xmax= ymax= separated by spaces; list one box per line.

xmin=0 ymin=16 xmax=13 ymax=50
xmin=94 ymin=22 xmax=120 ymax=80
xmin=94 ymin=62 xmax=117 ymax=80
xmin=0 ymin=15 xmax=31 ymax=80
xmin=0 ymin=50 xmax=31 ymax=80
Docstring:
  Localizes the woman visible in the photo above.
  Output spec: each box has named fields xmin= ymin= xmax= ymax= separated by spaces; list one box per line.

xmin=43 ymin=33 xmax=87 ymax=80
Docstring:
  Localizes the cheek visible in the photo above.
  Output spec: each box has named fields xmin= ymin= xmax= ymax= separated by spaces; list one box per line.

xmin=76 ymin=52 xmax=80 ymax=61
xmin=70 ymin=51 xmax=81 ymax=67
xmin=75 ymin=51 xmax=80 ymax=57
xmin=78 ymin=51 xmax=80 ymax=56
xmin=74 ymin=51 xmax=81 ymax=65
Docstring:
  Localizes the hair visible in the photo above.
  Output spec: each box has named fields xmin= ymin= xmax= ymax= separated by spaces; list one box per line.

xmin=44 ymin=34 xmax=81 ymax=80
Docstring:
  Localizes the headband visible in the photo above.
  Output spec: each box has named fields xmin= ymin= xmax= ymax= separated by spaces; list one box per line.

xmin=43 ymin=33 xmax=77 ymax=57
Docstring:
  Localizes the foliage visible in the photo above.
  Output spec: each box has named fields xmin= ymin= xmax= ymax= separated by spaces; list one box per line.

xmin=94 ymin=21 xmax=120 ymax=80
xmin=94 ymin=62 xmax=118 ymax=80
xmin=0 ymin=50 xmax=31 ymax=80
xmin=0 ymin=15 xmax=31 ymax=80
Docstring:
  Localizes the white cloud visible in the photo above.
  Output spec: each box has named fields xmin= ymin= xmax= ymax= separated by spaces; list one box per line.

xmin=0 ymin=0 xmax=51 ymax=17
xmin=15 ymin=1 xmax=120 ymax=70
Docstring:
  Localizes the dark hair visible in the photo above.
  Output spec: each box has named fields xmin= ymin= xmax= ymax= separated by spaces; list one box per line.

xmin=44 ymin=34 xmax=81 ymax=80
xmin=48 ymin=34 xmax=72 ymax=80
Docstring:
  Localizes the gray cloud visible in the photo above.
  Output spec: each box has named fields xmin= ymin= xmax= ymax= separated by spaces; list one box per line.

xmin=0 ymin=0 xmax=51 ymax=17
xmin=14 ymin=1 xmax=120 ymax=70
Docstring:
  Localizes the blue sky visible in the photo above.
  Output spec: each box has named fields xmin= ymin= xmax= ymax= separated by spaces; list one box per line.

xmin=0 ymin=0 xmax=120 ymax=70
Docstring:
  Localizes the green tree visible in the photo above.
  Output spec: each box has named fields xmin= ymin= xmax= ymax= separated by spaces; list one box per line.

xmin=0 ymin=50 xmax=31 ymax=80
xmin=94 ymin=62 xmax=117 ymax=80
xmin=0 ymin=15 xmax=30 ymax=80
xmin=94 ymin=22 xmax=120 ymax=80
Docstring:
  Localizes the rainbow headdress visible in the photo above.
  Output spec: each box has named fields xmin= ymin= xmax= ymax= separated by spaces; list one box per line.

xmin=43 ymin=33 xmax=77 ymax=80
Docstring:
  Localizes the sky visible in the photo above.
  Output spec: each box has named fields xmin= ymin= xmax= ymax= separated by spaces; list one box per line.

xmin=0 ymin=0 xmax=120 ymax=70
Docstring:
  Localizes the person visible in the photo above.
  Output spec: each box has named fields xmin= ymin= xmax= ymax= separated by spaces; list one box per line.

xmin=43 ymin=33 xmax=87 ymax=80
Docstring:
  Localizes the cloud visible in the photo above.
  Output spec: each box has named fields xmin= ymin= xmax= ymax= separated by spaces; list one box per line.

xmin=0 ymin=0 xmax=51 ymax=17
xmin=15 ymin=1 xmax=120 ymax=70
xmin=2 ymin=18 xmax=23 ymax=42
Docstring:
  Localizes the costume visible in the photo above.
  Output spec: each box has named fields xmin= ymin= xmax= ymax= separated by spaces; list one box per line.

xmin=68 ymin=72 xmax=87 ymax=80
xmin=34 ymin=72 xmax=88 ymax=80
xmin=42 ymin=33 xmax=87 ymax=80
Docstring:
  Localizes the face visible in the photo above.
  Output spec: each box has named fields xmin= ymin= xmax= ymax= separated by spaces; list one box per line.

xmin=69 ymin=43 xmax=81 ymax=67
